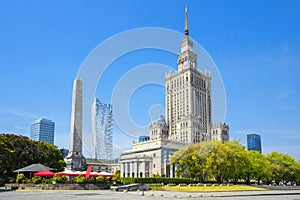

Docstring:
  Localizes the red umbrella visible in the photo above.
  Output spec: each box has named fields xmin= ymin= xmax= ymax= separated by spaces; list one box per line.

xmin=99 ymin=171 xmax=114 ymax=178
xmin=58 ymin=171 xmax=101 ymax=177
xmin=58 ymin=171 xmax=81 ymax=176
xmin=84 ymin=171 xmax=99 ymax=177
xmin=33 ymin=170 xmax=55 ymax=177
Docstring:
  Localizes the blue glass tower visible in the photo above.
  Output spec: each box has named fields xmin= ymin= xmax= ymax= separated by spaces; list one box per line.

xmin=30 ymin=118 xmax=55 ymax=144
xmin=91 ymin=98 xmax=114 ymax=160
xmin=247 ymin=134 xmax=262 ymax=153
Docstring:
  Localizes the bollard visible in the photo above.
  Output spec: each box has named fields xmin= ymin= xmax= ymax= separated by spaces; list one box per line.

xmin=139 ymin=191 xmax=144 ymax=196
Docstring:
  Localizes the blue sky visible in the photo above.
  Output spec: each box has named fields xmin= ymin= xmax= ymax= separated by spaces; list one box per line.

xmin=0 ymin=0 xmax=299 ymax=159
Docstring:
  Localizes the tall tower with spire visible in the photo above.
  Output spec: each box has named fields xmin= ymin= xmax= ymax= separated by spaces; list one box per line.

xmin=165 ymin=8 xmax=212 ymax=143
xmin=65 ymin=77 xmax=85 ymax=171
xmin=184 ymin=7 xmax=189 ymax=36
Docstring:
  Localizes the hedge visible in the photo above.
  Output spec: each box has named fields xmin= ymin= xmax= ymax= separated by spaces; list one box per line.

xmin=120 ymin=177 xmax=195 ymax=185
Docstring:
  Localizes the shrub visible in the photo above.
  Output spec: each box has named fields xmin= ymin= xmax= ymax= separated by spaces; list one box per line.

xmin=16 ymin=173 xmax=26 ymax=184
xmin=41 ymin=179 xmax=53 ymax=184
xmin=53 ymin=173 xmax=67 ymax=183
xmin=32 ymin=176 xmax=42 ymax=184
xmin=74 ymin=174 xmax=85 ymax=184
xmin=112 ymin=170 xmax=120 ymax=183
xmin=86 ymin=177 xmax=96 ymax=183
xmin=120 ymin=177 xmax=195 ymax=185
xmin=96 ymin=175 xmax=105 ymax=183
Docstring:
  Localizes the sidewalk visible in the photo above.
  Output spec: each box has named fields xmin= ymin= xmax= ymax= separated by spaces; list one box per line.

xmin=139 ymin=189 xmax=300 ymax=198
xmin=1 ymin=189 xmax=300 ymax=200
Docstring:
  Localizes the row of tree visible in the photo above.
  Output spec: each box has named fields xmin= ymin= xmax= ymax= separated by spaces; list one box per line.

xmin=170 ymin=141 xmax=300 ymax=184
xmin=0 ymin=133 xmax=66 ymax=184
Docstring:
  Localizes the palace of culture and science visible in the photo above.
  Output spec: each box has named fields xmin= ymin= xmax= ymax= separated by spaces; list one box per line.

xmin=120 ymin=9 xmax=229 ymax=178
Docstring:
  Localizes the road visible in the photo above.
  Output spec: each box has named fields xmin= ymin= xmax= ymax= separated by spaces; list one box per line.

xmin=1 ymin=189 xmax=300 ymax=200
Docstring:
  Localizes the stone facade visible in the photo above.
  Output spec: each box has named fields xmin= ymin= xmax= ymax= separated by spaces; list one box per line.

xmin=120 ymin=139 xmax=185 ymax=178
xmin=65 ymin=77 xmax=84 ymax=171
xmin=85 ymin=158 xmax=120 ymax=174
xmin=211 ymin=123 xmax=230 ymax=143
xmin=165 ymin=9 xmax=212 ymax=144
xmin=120 ymin=8 xmax=229 ymax=178
xmin=150 ymin=115 xmax=169 ymax=141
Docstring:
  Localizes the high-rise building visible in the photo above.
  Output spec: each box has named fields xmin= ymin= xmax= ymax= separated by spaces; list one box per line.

xmin=30 ymin=118 xmax=55 ymax=144
xmin=121 ymin=8 xmax=229 ymax=178
xmin=65 ymin=77 xmax=84 ymax=171
xmin=247 ymin=133 xmax=262 ymax=153
xmin=165 ymin=8 xmax=212 ymax=143
xmin=91 ymin=98 xmax=113 ymax=160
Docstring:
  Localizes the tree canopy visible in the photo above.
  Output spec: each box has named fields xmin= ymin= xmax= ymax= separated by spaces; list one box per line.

xmin=0 ymin=133 xmax=66 ymax=183
xmin=170 ymin=140 xmax=300 ymax=184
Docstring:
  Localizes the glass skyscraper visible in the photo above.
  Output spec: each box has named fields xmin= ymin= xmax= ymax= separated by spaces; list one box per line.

xmin=30 ymin=118 xmax=55 ymax=144
xmin=247 ymin=133 xmax=262 ymax=153
xmin=91 ymin=98 xmax=113 ymax=160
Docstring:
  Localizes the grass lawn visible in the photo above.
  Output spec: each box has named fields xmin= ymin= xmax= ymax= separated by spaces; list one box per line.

xmin=150 ymin=185 xmax=267 ymax=192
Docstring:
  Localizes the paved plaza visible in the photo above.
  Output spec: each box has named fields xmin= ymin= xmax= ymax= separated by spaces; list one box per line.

xmin=1 ymin=189 xmax=300 ymax=200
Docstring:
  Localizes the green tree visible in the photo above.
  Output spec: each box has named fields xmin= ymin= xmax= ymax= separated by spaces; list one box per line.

xmin=205 ymin=141 xmax=227 ymax=183
xmin=0 ymin=136 xmax=14 ymax=184
xmin=244 ymin=150 xmax=272 ymax=184
xmin=35 ymin=141 xmax=66 ymax=171
xmin=267 ymin=152 xmax=298 ymax=184
xmin=170 ymin=142 xmax=215 ymax=181
xmin=294 ymin=161 xmax=300 ymax=184
xmin=171 ymin=144 xmax=202 ymax=178
xmin=112 ymin=170 xmax=121 ymax=183
xmin=205 ymin=141 xmax=248 ymax=184
xmin=0 ymin=133 xmax=66 ymax=182
xmin=170 ymin=145 xmax=190 ymax=177
xmin=171 ymin=140 xmax=300 ymax=185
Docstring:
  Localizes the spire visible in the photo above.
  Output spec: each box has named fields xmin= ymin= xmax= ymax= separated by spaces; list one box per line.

xmin=185 ymin=7 xmax=189 ymax=36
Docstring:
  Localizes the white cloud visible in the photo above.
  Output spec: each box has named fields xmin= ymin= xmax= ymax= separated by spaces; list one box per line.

xmin=0 ymin=107 xmax=38 ymax=119
xmin=275 ymin=90 xmax=292 ymax=100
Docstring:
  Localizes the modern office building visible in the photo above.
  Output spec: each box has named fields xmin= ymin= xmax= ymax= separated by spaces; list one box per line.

xmin=60 ymin=148 xmax=69 ymax=158
xmin=120 ymin=8 xmax=230 ymax=178
xmin=30 ymin=118 xmax=55 ymax=144
xmin=91 ymin=98 xmax=114 ymax=161
xmin=247 ymin=133 xmax=262 ymax=153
